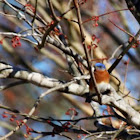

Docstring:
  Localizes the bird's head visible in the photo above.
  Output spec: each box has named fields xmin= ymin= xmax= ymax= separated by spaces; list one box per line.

xmin=94 ymin=63 xmax=106 ymax=71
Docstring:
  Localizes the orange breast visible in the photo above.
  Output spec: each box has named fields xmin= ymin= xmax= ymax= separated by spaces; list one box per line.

xmin=94 ymin=70 xmax=110 ymax=84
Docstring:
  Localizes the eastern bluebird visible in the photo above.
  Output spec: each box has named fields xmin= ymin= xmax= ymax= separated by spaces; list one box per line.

xmin=86 ymin=63 xmax=110 ymax=102
xmin=94 ymin=63 xmax=110 ymax=94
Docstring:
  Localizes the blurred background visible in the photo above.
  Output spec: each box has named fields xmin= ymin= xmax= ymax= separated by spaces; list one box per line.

xmin=0 ymin=0 xmax=140 ymax=139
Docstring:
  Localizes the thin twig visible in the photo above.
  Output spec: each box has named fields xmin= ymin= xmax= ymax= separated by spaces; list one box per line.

xmin=82 ymin=8 xmax=129 ymax=24
xmin=48 ymin=0 xmax=59 ymax=21
xmin=108 ymin=45 xmax=123 ymax=61
xmin=39 ymin=0 xmax=60 ymax=49
xmin=31 ymin=0 xmax=38 ymax=23
xmin=109 ymin=19 xmax=133 ymax=37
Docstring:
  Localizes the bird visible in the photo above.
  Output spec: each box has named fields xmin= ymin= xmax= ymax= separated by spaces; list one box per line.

xmin=86 ymin=63 xmax=110 ymax=102
xmin=93 ymin=63 xmax=110 ymax=94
